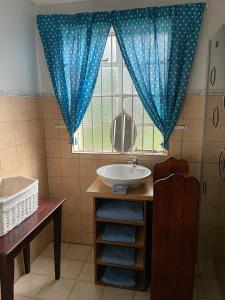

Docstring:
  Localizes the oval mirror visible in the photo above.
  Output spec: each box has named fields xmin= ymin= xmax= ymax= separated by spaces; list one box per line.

xmin=110 ymin=111 xmax=137 ymax=153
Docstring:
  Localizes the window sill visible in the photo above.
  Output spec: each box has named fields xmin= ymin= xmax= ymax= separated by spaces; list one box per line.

xmin=71 ymin=149 xmax=168 ymax=159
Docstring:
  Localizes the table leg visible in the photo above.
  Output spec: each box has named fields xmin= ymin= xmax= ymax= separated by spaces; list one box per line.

xmin=53 ymin=206 xmax=62 ymax=280
xmin=23 ymin=244 xmax=30 ymax=274
xmin=0 ymin=255 xmax=14 ymax=300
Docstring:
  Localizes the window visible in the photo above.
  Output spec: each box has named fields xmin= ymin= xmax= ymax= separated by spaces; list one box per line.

xmin=73 ymin=29 xmax=163 ymax=154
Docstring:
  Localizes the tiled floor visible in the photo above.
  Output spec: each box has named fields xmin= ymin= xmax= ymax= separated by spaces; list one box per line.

xmin=14 ymin=242 xmax=150 ymax=300
xmin=14 ymin=242 xmax=222 ymax=300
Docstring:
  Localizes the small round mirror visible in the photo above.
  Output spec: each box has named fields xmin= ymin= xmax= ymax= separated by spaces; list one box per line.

xmin=110 ymin=111 xmax=137 ymax=153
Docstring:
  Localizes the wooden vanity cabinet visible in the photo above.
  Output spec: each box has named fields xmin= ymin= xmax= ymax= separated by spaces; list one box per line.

xmin=87 ymin=177 xmax=153 ymax=291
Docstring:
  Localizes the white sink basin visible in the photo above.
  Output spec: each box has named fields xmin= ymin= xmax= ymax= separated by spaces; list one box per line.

xmin=96 ymin=164 xmax=151 ymax=188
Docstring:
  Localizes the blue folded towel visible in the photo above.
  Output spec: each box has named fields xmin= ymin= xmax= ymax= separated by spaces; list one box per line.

xmin=102 ymin=267 xmax=136 ymax=287
xmin=102 ymin=224 xmax=137 ymax=243
xmin=96 ymin=200 xmax=143 ymax=221
xmin=102 ymin=245 xmax=136 ymax=266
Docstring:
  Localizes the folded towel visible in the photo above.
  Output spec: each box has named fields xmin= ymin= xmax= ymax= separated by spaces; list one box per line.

xmin=96 ymin=200 xmax=143 ymax=221
xmin=102 ymin=267 xmax=136 ymax=287
xmin=102 ymin=224 xmax=137 ymax=243
xmin=102 ymin=245 xmax=136 ymax=266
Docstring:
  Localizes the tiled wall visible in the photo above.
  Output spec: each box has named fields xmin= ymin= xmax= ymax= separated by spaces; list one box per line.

xmin=43 ymin=94 xmax=206 ymax=247
xmin=0 ymin=94 xmax=50 ymax=280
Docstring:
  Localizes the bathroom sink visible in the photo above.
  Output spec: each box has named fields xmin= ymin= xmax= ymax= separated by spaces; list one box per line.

xmin=96 ymin=164 xmax=151 ymax=188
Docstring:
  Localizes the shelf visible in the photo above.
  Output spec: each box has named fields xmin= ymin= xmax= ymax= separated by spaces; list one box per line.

xmin=96 ymin=226 xmax=145 ymax=249
xmin=96 ymin=217 xmax=144 ymax=226
xmin=96 ymin=266 xmax=145 ymax=291
xmin=96 ymin=247 xmax=145 ymax=270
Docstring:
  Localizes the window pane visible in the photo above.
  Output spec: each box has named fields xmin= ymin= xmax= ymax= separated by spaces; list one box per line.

xmin=102 ymin=36 xmax=111 ymax=62
xmin=133 ymin=97 xmax=143 ymax=125
xmin=102 ymin=67 xmax=111 ymax=95
xmin=112 ymin=97 xmax=122 ymax=118
xmin=112 ymin=67 xmax=118 ymax=95
xmin=143 ymin=126 xmax=153 ymax=151
xmin=82 ymin=102 xmax=92 ymax=125
xmin=144 ymin=110 xmax=151 ymax=124
xmin=93 ymin=126 xmax=102 ymax=151
xmin=83 ymin=127 xmax=93 ymax=151
xmin=93 ymin=72 xmax=101 ymax=96
xmin=123 ymin=68 xmax=132 ymax=94
xmin=103 ymin=127 xmax=111 ymax=152
xmin=123 ymin=97 xmax=133 ymax=116
xmin=154 ymin=127 xmax=163 ymax=152
xmin=112 ymin=36 xmax=117 ymax=62
xmin=92 ymin=97 xmax=102 ymax=125
xmin=134 ymin=126 xmax=142 ymax=151
xmin=102 ymin=97 xmax=112 ymax=125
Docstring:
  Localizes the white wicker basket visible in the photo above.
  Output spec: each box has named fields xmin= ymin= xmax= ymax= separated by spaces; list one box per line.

xmin=0 ymin=176 xmax=38 ymax=236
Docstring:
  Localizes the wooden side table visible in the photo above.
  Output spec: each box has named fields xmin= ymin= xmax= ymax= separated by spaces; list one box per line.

xmin=0 ymin=196 xmax=65 ymax=300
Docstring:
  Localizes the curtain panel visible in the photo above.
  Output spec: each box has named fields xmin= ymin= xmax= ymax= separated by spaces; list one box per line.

xmin=37 ymin=3 xmax=205 ymax=148
xmin=37 ymin=13 xmax=111 ymax=144
xmin=111 ymin=3 xmax=205 ymax=148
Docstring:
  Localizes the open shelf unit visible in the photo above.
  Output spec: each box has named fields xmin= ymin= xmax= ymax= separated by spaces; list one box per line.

xmin=87 ymin=177 xmax=153 ymax=292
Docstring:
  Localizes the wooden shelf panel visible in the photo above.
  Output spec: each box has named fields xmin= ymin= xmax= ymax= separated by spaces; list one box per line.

xmin=96 ymin=217 xmax=144 ymax=226
xmin=96 ymin=226 xmax=145 ymax=249
xmin=96 ymin=266 xmax=145 ymax=291
xmin=96 ymin=247 xmax=145 ymax=270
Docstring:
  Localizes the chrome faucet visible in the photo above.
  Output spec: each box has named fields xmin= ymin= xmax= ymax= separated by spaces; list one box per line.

xmin=128 ymin=156 xmax=138 ymax=167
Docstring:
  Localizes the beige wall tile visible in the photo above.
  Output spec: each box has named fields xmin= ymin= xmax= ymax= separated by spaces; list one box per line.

xmin=182 ymin=141 xmax=202 ymax=163
xmin=43 ymin=97 xmax=60 ymax=120
xmin=62 ymin=196 xmax=81 ymax=213
xmin=48 ymin=176 xmax=62 ymax=197
xmin=168 ymin=141 xmax=182 ymax=158
xmin=62 ymin=177 xmax=80 ymax=198
xmin=0 ymin=95 xmax=14 ymax=122
xmin=64 ymin=229 xmax=82 ymax=244
xmin=61 ymin=158 xmax=79 ymax=177
xmin=44 ymin=119 xmax=59 ymax=139
xmin=59 ymin=139 xmax=75 ymax=159
xmin=81 ymin=197 xmax=93 ymax=215
xmin=182 ymin=119 xmax=204 ymax=142
xmin=63 ymin=212 xmax=82 ymax=231
xmin=47 ymin=158 xmax=61 ymax=177
xmin=46 ymin=139 xmax=60 ymax=158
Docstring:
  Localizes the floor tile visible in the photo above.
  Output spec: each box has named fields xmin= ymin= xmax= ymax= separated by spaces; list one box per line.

xmin=134 ymin=289 xmax=151 ymax=300
xmin=78 ymin=262 xmax=94 ymax=282
xmin=201 ymin=272 xmax=223 ymax=300
xmin=199 ymin=260 xmax=215 ymax=277
xmin=61 ymin=259 xmax=84 ymax=279
xmin=68 ymin=281 xmax=103 ymax=300
xmin=193 ymin=276 xmax=205 ymax=299
xmin=86 ymin=248 xmax=94 ymax=263
xmin=101 ymin=286 xmax=134 ymax=300
xmin=37 ymin=277 xmax=75 ymax=300
xmin=31 ymin=256 xmax=54 ymax=276
xmin=14 ymin=274 xmax=51 ymax=298
xmin=64 ymin=244 xmax=92 ymax=261
xmin=41 ymin=242 xmax=70 ymax=258
xmin=15 ymin=295 xmax=35 ymax=300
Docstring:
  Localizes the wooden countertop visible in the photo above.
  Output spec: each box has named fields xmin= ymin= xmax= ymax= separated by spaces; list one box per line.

xmin=86 ymin=176 xmax=153 ymax=201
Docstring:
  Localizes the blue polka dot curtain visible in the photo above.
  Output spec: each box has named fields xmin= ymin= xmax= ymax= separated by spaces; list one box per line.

xmin=112 ymin=3 xmax=205 ymax=149
xmin=37 ymin=13 xmax=111 ymax=144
